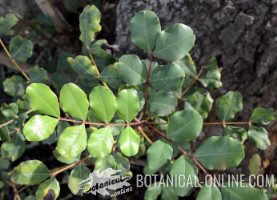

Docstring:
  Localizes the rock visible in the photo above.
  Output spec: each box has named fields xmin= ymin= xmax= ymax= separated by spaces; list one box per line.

xmin=116 ymin=0 xmax=277 ymax=117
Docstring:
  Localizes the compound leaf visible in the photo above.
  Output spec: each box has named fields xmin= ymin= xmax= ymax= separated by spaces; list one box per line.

xmin=216 ymin=91 xmax=243 ymax=121
xmin=87 ymin=127 xmax=114 ymax=158
xmin=11 ymin=160 xmax=49 ymax=185
xmin=26 ymin=83 xmax=60 ymax=117
xmin=130 ymin=10 xmax=161 ymax=53
xmin=195 ymin=136 xmax=245 ymax=170
xmin=23 ymin=115 xmax=58 ymax=141
xmin=119 ymin=127 xmax=140 ymax=157
xmin=9 ymin=35 xmax=33 ymax=62
xmin=154 ymin=23 xmax=195 ymax=62
xmin=60 ymin=83 xmax=89 ymax=120
xmin=79 ymin=5 xmax=101 ymax=46
xmin=167 ymin=103 xmax=203 ymax=144
xmin=117 ymin=89 xmax=140 ymax=122
xmin=89 ymin=86 xmax=117 ymax=122
xmin=54 ymin=125 xmax=87 ymax=164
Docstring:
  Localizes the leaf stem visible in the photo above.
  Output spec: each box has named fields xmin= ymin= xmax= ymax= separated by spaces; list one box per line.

xmin=50 ymin=156 xmax=90 ymax=177
xmin=204 ymin=121 xmax=251 ymax=126
xmin=0 ymin=38 xmax=31 ymax=81
xmin=182 ymin=65 xmax=204 ymax=97
xmin=137 ymin=126 xmax=153 ymax=144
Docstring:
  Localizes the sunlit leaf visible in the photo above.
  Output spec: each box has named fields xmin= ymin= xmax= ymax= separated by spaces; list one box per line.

xmin=118 ymin=126 xmax=140 ymax=157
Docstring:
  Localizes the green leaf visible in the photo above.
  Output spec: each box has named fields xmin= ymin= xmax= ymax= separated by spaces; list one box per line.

xmin=0 ymin=158 xmax=10 ymax=170
xmin=248 ymin=153 xmax=262 ymax=175
xmin=248 ymin=126 xmax=270 ymax=150
xmin=195 ymin=136 xmax=245 ymax=170
xmin=29 ymin=66 xmax=48 ymax=83
xmin=60 ymin=83 xmax=89 ymax=120
xmin=145 ymin=183 xmax=162 ymax=200
xmin=1 ymin=103 xmax=18 ymax=119
xmin=161 ymin=186 xmax=179 ymax=200
xmin=54 ymin=125 xmax=87 ymax=164
xmin=149 ymin=91 xmax=177 ymax=117
xmin=26 ymin=83 xmax=60 ymax=117
xmin=200 ymin=57 xmax=222 ymax=89
xmin=11 ymin=160 xmax=49 ymax=185
xmin=167 ymin=103 xmax=203 ymax=144
xmin=1 ymin=134 xmax=26 ymax=161
xmin=117 ymin=55 xmax=147 ymax=86
xmin=216 ymin=91 xmax=243 ymax=121
xmin=67 ymin=55 xmax=98 ymax=78
xmin=36 ymin=178 xmax=60 ymax=200
xmin=221 ymin=184 xmax=269 ymax=200
xmin=117 ymin=89 xmax=141 ymax=122
xmin=154 ymin=23 xmax=195 ymax=62
xmin=151 ymin=63 xmax=185 ymax=92
xmin=224 ymin=126 xmax=248 ymax=142
xmin=89 ymin=86 xmax=117 ymax=122
xmin=23 ymin=115 xmax=58 ymax=141
xmin=169 ymin=156 xmax=198 ymax=196
xmin=197 ymin=185 xmax=222 ymax=200
xmin=68 ymin=164 xmax=90 ymax=195
xmin=145 ymin=140 xmax=173 ymax=174
xmin=9 ymin=35 xmax=33 ymax=62
xmin=79 ymin=5 xmax=101 ymax=46
xmin=101 ymin=64 xmax=123 ymax=89
xmin=130 ymin=10 xmax=161 ymax=53
xmin=3 ymin=75 xmax=26 ymax=97
xmin=187 ymin=89 xmax=213 ymax=119
xmin=87 ymin=127 xmax=114 ymax=158
xmin=95 ymin=152 xmax=130 ymax=171
xmin=119 ymin=126 xmax=141 ymax=157
xmin=174 ymin=54 xmax=197 ymax=77
xmin=250 ymin=107 xmax=276 ymax=125
xmin=0 ymin=14 xmax=18 ymax=35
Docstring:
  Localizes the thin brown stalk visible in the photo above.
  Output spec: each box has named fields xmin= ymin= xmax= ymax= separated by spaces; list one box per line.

xmin=0 ymin=39 xmax=30 ymax=81
xmin=0 ymin=119 xmax=14 ymax=128
xmin=137 ymin=126 xmax=153 ymax=144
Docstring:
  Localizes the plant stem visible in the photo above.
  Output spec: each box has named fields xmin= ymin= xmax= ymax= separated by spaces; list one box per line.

xmin=137 ymin=126 xmax=153 ymax=144
xmin=0 ymin=38 xmax=31 ymax=81
xmin=0 ymin=119 xmax=14 ymax=128
xmin=204 ymin=121 xmax=251 ymax=126
xmin=59 ymin=117 xmax=146 ymax=127
xmin=182 ymin=65 xmax=204 ymax=97
xmin=50 ymin=156 xmax=90 ymax=177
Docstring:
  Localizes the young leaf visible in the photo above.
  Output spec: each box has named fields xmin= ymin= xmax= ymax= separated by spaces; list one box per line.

xmin=145 ymin=183 xmax=162 ymax=200
xmin=54 ymin=125 xmax=87 ymax=164
xmin=118 ymin=126 xmax=140 ymax=157
xmin=248 ymin=126 xmax=270 ymax=150
xmin=145 ymin=140 xmax=173 ymax=174
xmin=26 ymin=83 xmax=60 ymax=117
xmin=9 ymin=35 xmax=33 ymax=62
xmin=200 ymin=57 xmax=222 ymax=89
xmin=117 ymin=89 xmax=141 ymax=122
xmin=11 ymin=160 xmax=49 ymax=185
xmin=3 ymin=75 xmax=26 ymax=97
xmin=154 ymin=23 xmax=195 ymax=62
xmin=67 ymin=55 xmax=98 ymax=78
xmin=169 ymin=156 xmax=198 ymax=196
xmin=195 ymin=136 xmax=245 ymax=170
xmin=1 ymin=102 xmax=18 ymax=119
xmin=89 ymin=86 xmax=117 ymax=122
xmin=224 ymin=126 xmax=248 ymax=142
xmin=36 ymin=178 xmax=60 ymax=200
xmin=0 ymin=14 xmax=18 ymax=35
xmin=79 ymin=5 xmax=101 ymax=46
xmin=149 ymin=91 xmax=177 ymax=117
xmin=216 ymin=91 xmax=243 ymax=121
xmin=23 ymin=115 xmax=58 ymax=141
xmin=167 ymin=103 xmax=203 ymax=144
xmin=1 ymin=134 xmax=26 ymax=161
xmin=60 ymin=83 xmax=89 ymax=120
xmin=220 ymin=184 xmax=268 ymax=200
xmin=248 ymin=153 xmax=262 ymax=175
xmin=130 ymin=10 xmax=161 ymax=53
xmin=197 ymin=185 xmax=222 ymax=200
xmin=87 ymin=127 xmax=114 ymax=158
xmin=250 ymin=107 xmax=276 ymax=125
xmin=187 ymin=90 xmax=214 ymax=119
xmin=117 ymin=55 xmax=147 ymax=86
xmin=68 ymin=164 xmax=90 ymax=195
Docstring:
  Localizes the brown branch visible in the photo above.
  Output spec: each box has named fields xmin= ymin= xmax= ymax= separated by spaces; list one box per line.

xmin=0 ymin=120 xmax=14 ymax=129
xmin=0 ymin=39 xmax=30 ymax=81
xmin=50 ymin=156 xmax=90 ymax=177
xmin=204 ymin=121 xmax=251 ymax=126
xmin=137 ymin=126 xmax=153 ymax=144
xmin=7 ymin=181 xmax=21 ymax=200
